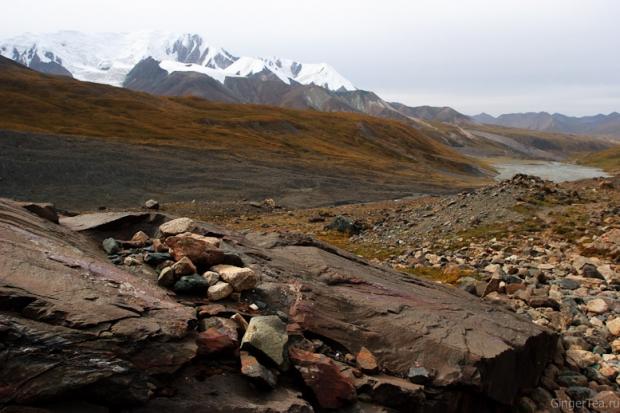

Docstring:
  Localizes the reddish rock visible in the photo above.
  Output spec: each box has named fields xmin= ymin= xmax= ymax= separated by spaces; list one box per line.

xmin=505 ymin=282 xmax=526 ymax=295
xmin=196 ymin=326 xmax=239 ymax=356
xmin=356 ymin=346 xmax=379 ymax=374
xmin=152 ymin=238 xmax=169 ymax=253
xmin=528 ymin=296 xmax=561 ymax=311
xmin=165 ymin=236 xmax=225 ymax=269
xmin=171 ymin=256 xmax=197 ymax=276
xmin=240 ymin=351 xmax=277 ymax=389
xmin=131 ymin=230 xmax=150 ymax=245
xmin=289 ymin=347 xmax=356 ymax=409
xmin=197 ymin=304 xmax=226 ymax=318
xmin=592 ymin=390 xmax=620 ymax=413
xmin=482 ymin=277 xmax=501 ymax=297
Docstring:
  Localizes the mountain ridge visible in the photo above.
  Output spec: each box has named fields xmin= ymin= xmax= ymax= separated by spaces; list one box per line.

xmin=0 ymin=30 xmax=356 ymax=91
xmin=1 ymin=30 xmax=474 ymax=125
xmin=472 ymin=111 xmax=620 ymax=137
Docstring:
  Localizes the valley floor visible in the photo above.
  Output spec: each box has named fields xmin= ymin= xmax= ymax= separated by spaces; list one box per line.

xmin=0 ymin=130 xmax=479 ymax=211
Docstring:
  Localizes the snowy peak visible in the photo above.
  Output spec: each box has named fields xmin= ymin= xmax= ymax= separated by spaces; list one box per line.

xmin=0 ymin=31 xmax=356 ymax=91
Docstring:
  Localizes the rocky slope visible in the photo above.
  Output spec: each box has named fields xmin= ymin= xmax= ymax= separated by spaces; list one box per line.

xmin=0 ymin=197 xmax=558 ymax=412
xmin=198 ymin=173 xmax=620 ymax=412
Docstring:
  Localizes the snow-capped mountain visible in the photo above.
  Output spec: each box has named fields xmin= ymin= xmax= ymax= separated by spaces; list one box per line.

xmin=0 ymin=31 xmax=355 ymax=91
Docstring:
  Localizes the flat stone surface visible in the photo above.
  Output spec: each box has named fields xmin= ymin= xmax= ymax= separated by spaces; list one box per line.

xmin=0 ymin=199 xmax=195 ymax=405
xmin=247 ymin=232 xmax=557 ymax=405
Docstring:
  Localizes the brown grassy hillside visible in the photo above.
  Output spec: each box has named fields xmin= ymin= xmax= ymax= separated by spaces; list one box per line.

xmin=0 ymin=56 xmax=491 ymax=188
xmin=578 ymin=145 xmax=620 ymax=173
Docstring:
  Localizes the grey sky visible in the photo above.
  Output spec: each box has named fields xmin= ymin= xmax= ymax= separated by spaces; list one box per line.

xmin=2 ymin=0 xmax=619 ymax=116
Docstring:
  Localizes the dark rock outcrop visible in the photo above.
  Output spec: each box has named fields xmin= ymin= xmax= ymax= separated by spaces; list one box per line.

xmin=0 ymin=199 xmax=196 ymax=406
xmin=0 ymin=199 xmax=558 ymax=411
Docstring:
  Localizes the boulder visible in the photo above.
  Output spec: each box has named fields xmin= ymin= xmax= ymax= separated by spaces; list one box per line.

xmin=102 ymin=237 xmax=120 ymax=255
xmin=356 ymin=346 xmax=379 ymax=374
xmin=207 ymin=281 xmax=233 ymax=301
xmin=165 ymin=237 xmax=225 ymax=269
xmin=241 ymin=315 xmax=288 ymax=369
xmin=607 ymin=318 xmax=620 ymax=336
xmin=566 ymin=349 xmax=601 ymax=369
xmin=240 ymin=351 xmax=277 ymax=389
xmin=196 ymin=326 xmax=238 ymax=356
xmin=212 ymin=264 xmax=258 ymax=292
xmin=172 ymin=274 xmax=211 ymax=295
xmin=202 ymin=271 xmax=220 ymax=286
xmin=160 ymin=218 xmax=195 ymax=236
xmin=591 ymin=390 xmax=620 ymax=413
xmin=144 ymin=199 xmax=159 ymax=210
xmin=289 ymin=347 xmax=356 ymax=409
xmin=171 ymin=257 xmax=197 ymax=276
xmin=179 ymin=232 xmax=221 ymax=248
xmin=528 ymin=296 xmax=561 ymax=311
xmin=144 ymin=252 xmax=173 ymax=265
xmin=582 ymin=263 xmax=605 ymax=280
xmin=408 ymin=366 xmax=432 ymax=385
xmin=130 ymin=230 xmax=150 ymax=245
xmin=157 ymin=267 xmax=176 ymax=288
xmin=325 ymin=215 xmax=364 ymax=235
xmin=587 ymin=298 xmax=609 ymax=314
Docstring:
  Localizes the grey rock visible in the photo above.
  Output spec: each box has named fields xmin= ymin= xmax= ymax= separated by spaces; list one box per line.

xmin=173 ymin=274 xmax=211 ymax=295
xmin=241 ymin=315 xmax=288 ymax=369
xmin=407 ymin=366 xmax=432 ymax=384
xmin=102 ymin=238 xmax=120 ymax=255
xmin=325 ymin=215 xmax=364 ymax=235
xmin=565 ymin=386 xmax=596 ymax=402
xmin=144 ymin=199 xmax=159 ymax=210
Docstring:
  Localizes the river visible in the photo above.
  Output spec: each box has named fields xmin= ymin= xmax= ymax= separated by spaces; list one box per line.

xmin=492 ymin=161 xmax=610 ymax=183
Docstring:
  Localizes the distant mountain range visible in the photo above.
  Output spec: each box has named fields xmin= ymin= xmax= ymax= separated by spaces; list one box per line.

xmin=0 ymin=31 xmax=472 ymax=124
xmin=472 ymin=112 xmax=620 ymax=138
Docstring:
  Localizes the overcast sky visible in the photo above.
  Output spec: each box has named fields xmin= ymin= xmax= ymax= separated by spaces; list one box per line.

xmin=2 ymin=0 xmax=619 ymax=116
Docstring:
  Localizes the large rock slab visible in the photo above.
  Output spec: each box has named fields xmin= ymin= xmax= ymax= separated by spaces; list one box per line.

xmin=246 ymin=232 xmax=558 ymax=406
xmin=1 ymin=204 xmax=558 ymax=411
xmin=0 ymin=199 xmax=196 ymax=405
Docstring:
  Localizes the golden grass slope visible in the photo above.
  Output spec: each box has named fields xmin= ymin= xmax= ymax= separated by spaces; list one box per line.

xmin=578 ymin=145 xmax=620 ymax=173
xmin=0 ymin=56 xmax=492 ymax=187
